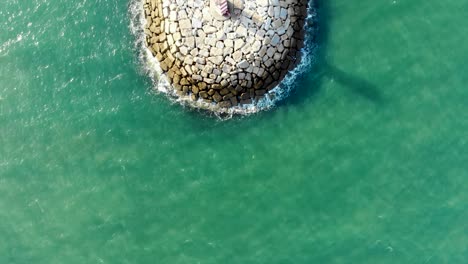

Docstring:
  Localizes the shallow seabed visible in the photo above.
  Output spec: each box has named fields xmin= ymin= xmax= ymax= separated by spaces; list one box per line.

xmin=1 ymin=0 xmax=467 ymax=263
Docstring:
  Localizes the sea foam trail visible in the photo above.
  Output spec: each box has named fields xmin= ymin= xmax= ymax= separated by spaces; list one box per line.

xmin=129 ymin=0 xmax=317 ymax=117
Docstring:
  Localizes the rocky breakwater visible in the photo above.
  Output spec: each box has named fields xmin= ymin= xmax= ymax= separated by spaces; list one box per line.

xmin=143 ymin=0 xmax=309 ymax=110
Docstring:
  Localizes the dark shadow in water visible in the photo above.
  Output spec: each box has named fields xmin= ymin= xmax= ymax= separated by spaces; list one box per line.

xmin=323 ymin=63 xmax=383 ymax=103
xmin=282 ymin=0 xmax=383 ymax=108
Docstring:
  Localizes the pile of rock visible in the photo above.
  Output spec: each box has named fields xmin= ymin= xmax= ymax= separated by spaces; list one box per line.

xmin=143 ymin=0 xmax=308 ymax=109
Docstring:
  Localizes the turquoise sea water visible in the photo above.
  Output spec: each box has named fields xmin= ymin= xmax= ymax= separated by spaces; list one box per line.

xmin=1 ymin=0 xmax=467 ymax=263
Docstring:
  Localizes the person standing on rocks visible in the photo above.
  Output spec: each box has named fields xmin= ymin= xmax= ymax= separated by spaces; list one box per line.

xmin=215 ymin=0 xmax=230 ymax=17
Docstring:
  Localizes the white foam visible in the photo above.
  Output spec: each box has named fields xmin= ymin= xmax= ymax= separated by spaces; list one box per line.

xmin=0 ymin=32 xmax=30 ymax=55
xmin=129 ymin=0 xmax=317 ymax=117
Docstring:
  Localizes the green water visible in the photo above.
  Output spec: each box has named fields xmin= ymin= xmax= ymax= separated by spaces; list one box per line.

xmin=1 ymin=0 xmax=467 ymax=263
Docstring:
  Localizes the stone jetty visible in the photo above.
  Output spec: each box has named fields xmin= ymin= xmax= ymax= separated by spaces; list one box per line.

xmin=143 ymin=0 xmax=309 ymax=109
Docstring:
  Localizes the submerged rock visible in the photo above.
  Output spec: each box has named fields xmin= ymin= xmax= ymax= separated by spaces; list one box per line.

xmin=143 ymin=0 xmax=310 ymax=111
